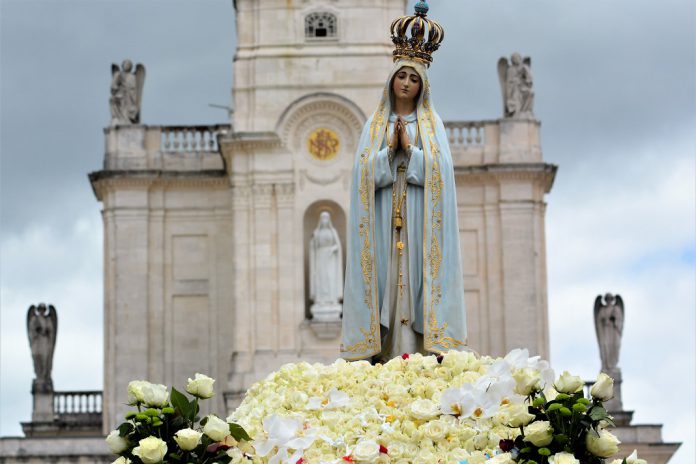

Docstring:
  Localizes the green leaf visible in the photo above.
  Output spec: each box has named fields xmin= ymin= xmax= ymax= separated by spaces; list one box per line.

xmin=117 ymin=422 xmax=134 ymax=437
xmin=553 ymin=433 xmax=568 ymax=444
xmin=200 ymin=416 xmax=209 ymax=426
xmin=170 ymin=388 xmax=191 ymax=418
xmin=538 ymin=448 xmax=551 ymax=456
xmin=588 ymin=405 xmax=607 ymax=421
xmin=229 ymin=422 xmax=251 ymax=442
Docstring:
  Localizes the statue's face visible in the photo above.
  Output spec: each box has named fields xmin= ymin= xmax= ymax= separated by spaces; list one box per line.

xmin=319 ymin=212 xmax=330 ymax=226
xmin=122 ymin=60 xmax=133 ymax=72
xmin=604 ymin=293 xmax=614 ymax=304
xmin=392 ymin=66 xmax=422 ymax=105
xmin=511 ymin=53 xmax=522 ymax=65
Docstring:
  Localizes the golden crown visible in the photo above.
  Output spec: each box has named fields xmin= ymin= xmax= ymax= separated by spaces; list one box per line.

xmin=390 ymin=1 xmax=444 ymax=66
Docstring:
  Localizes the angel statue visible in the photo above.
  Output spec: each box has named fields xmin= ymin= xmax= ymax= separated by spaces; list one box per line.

xmin=27 ymin=303 xmax=58 ymax=393
xmin=593 ymin=293 xmax=624 ymax=374
xmin=309 ymin=211 xmax=343 ymax=322
xmin=109 ymin=59 xmax=145 ymax=125
xmin=497 ymin=53 xmax=534 ymax=118
xmin=341 ymin=1 xmax=467 ymax=362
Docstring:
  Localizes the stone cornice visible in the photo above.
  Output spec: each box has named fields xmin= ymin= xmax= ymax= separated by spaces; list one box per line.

xmin=89 ymin=170 xmax=229 ymax=201
xmin=219 ymin=132 xmax=283 ymax=151
xmin=454 ymin=163 xmax=557 ymax=193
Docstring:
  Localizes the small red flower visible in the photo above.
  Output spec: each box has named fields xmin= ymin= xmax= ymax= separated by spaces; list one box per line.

xmin=379 ymin=444 xmax=389 ymax=454
xmin=436 ymin=354 xmax=444 ymax=364
xmin=342 ymin=456 xmax=354 ymax=462
xmin=296 ymin=459 xmax=304 ymax=464
xmin=499 ymin=439 xmax=515 ymax=452
xmin=401 ymin=353 xmax=410 ymax=360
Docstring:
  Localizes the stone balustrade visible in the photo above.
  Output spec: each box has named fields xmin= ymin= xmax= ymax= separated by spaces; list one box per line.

xmin=161 ymin=125 xmax=227 ymax=153
xmin=54 ymin=390 xmax=102 ymax=415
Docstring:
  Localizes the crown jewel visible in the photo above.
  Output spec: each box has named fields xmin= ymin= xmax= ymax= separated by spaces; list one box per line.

xmin=390 ymin=1 xmax=444 ymax=66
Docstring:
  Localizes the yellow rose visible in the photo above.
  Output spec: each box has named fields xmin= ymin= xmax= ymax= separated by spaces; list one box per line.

xmin=132 ymin=436 xmax=167 ymax=464
xmin=499 ymin=403 xmax=534 ymax=427
xmin=586 ymin=429 xmax=620 ymax=458
xmin=512 ymin=367 xmax=542 ymax=396
xmin=409 ymin=399 xmax=440 ymax=420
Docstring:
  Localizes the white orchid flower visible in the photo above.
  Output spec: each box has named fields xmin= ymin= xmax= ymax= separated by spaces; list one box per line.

xmin=253 ymin=414 xmax=317 ymax=464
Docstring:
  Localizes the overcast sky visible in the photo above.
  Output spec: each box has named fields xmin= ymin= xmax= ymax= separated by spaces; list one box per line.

xmin=1 ymin=0 xmax=694 ymax=462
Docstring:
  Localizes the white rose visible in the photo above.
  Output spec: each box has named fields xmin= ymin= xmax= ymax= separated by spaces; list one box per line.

xmin=586 ymin=429 xmax=620 ymax=458
xmin=132 ymin=436 xmax=167 ymax=464
xmin=523 ymin=420 xmax=553 ymax=447
xmin=554 ymin=371 xmax=584 ymax=394
xmin=106 ymin=429 xmax=129 ymax=454
xmin=203 ymin=414 xmax=231 ymax=442
xmin=512 ymin=368 xmax=542 ymax=396
xmin=226 ymin=447 xmax=245 ymax=463
xmin=353 ymin=439 xmax=380 ymax=461
xmin=500 ymin=403 xmax=534 ymax=427
xmin=174 ymin=428 xmax=202 ymax=451
xmin=410 ymin=398 xmax=440 ymax=420
xmin=186 ymin=373 xmax=215 ymax=399
xmin=548 ymin=452 xmax=580 ymax=464
xmin=423 ymin=420 xmax=447 ymax=441
xmin=127 ymin=380 xmax=148 ymax=405
xmin=590 ymin=373 xmax=614 ymax=401
xmin=141 ymin=383 xmax=169 ymax=408
xmin=625 ymin=449 xmax=648 ymax=464
xmin=111 ymin=458 xmax=132 ymax=464
xmin=487 ymin=453 xmax=515 ymax=464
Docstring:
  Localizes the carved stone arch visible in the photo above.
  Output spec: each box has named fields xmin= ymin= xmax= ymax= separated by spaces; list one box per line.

xmin=303 ymin=200 xmax=347 ymax=319
xmin=276 ymin=93 xmax=366 ymax=167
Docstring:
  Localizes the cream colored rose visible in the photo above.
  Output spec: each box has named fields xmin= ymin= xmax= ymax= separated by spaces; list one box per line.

xmin=132 ymin=436 xmax=167 ymax=464
xmin=226 ymin=447 xmax=245 ymax=464
xmin=409 ymin=398 xmax=440 ymax=420
xmin=487 ymin=453 xmax=515 ymax=464
xmin=105 ymin=430 xmax=129 ymax=454
xmin=141 ymin=383 xmax=169 ymax=408
xmin=203 ymin=414 xmax=231 ymax=442
xmin=548 ymin=451 xmax=580 ymax=464
xmin=186 ymin=373 xmax=215 ymax=399
xmin=586 ymin=428 xmax=620 ymax=458
xmin=127 ymin=380 xmax=148 ymax=405
xmin=500 ymin=403 xmax=535 ymax=427
xmin=111 ymin=458 xmax=132 ymax=464
xmin=554 ymin=371 xmax=584 ymax=394
xmin=624 ymin=449 xmax=648 ymax=464
xmin=512 ymin=367 xmax=542 ymax=396
xmin=523 ymin=420 xmax=554 ymax=447
xmin=590 ymin=373 xmax=614 ymax=401
xmin=173 ymin=428 xmax=202 ymax=451
xmin=423 ymin=420 xmax=447 ymax=441
xmin=353 ymin=439 xmax=380 ymax=461
xmin=387 ymin=442 xmax=407 ymax=459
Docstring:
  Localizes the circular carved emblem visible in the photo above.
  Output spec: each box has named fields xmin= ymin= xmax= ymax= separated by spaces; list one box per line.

xmin=307 ymin=128 xmax=340 ymax=161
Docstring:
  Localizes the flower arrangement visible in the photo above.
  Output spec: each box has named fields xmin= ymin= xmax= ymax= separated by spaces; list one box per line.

xmin=106 ymin=374 xmax=253 ymax=463
xmin=109 ymin=350 xmax=646 ymax=464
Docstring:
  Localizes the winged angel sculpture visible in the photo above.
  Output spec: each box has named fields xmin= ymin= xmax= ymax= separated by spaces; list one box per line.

xmin=109 ymin=59 xmax=145 ymax=125
xmin=27 ymin=303 xmax=58 ymax=392
xmin=593 ymin=293 xmax=624 ymax=374
xmin=497 ymin=53 xmax=534 ymax=118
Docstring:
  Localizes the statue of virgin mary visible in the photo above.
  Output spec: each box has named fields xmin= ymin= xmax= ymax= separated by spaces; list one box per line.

xmin=341 ymin=2 xmax=467 ymax=361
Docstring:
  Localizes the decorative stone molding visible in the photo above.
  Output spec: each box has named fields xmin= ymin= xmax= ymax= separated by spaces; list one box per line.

xmin=276 ymin=93 xmax=365 ymax=167
xmin=454 ymin=163 xmax=557 ymax=193
xmin=89 ymin=170 xmax=229 ymax=201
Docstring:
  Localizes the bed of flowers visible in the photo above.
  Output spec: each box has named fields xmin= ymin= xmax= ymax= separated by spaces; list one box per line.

xmin=107 ymin=350 xmax=647 ymax=464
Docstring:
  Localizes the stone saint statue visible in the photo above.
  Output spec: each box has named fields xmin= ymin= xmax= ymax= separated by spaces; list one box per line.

xmin=342 ymin=3 xmax=467 ymax=362
xmin=497 ymin=53 xmax=535 ymax=118
xmin=309 ymin=212 xmax=343 ymax=322
xmin=27 ymin=303 xmax=57 ymax=393
xmin=593 ymin=293 xmax=624 ymax=374
xmin=109 ymin=59 xmax=145 ymax=125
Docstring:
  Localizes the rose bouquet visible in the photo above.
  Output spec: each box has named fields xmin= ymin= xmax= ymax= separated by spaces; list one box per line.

xmin=110 ymin=351 xmax=646 ymax=464
xmin=106 ymin=374 xmax=253 ymax=464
